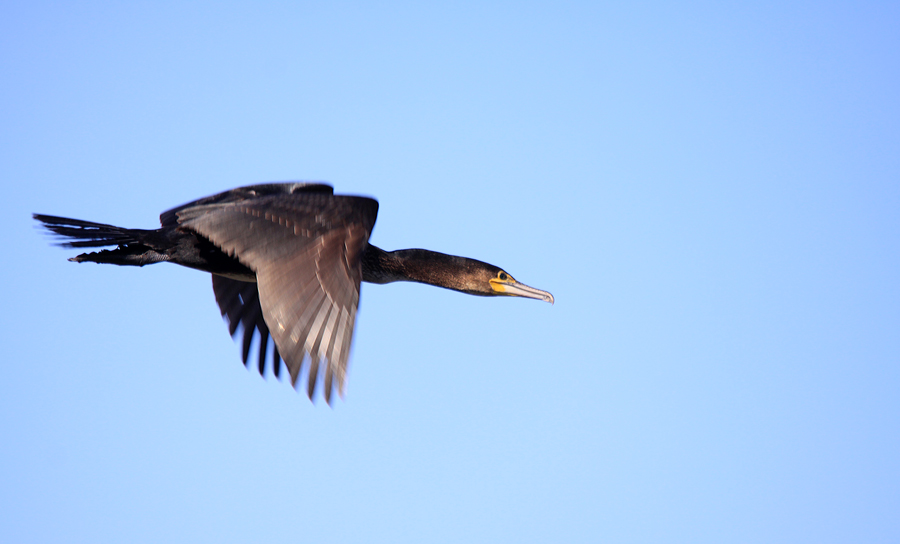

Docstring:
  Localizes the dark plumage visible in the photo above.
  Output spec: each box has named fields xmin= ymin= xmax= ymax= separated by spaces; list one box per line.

xmin=34 ymin=183 xmax=553 ymax=403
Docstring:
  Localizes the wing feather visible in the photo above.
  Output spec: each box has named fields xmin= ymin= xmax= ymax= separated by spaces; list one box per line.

xmin=211 ymin=275 xmax=282 ymax=377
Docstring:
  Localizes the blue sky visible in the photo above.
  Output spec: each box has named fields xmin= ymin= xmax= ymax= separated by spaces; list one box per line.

xmin=2 ymin=2 xmax=898 ymax=543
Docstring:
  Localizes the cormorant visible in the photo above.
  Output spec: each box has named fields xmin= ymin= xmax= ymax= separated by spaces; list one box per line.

xmin=34 ymin=183 xmax=553 ymax=402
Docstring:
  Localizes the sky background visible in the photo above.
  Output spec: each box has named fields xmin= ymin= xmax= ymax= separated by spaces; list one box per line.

xmin=2 ymin=2 xmax=898 ymax=543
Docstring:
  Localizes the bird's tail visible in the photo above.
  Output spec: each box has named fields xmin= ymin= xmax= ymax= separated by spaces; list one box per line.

xmin=33 ymin=214 xmax=167 ymax=266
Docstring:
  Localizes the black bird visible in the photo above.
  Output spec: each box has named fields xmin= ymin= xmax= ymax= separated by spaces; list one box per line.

xmin=34 ymin=183 xmax=553 ymax=402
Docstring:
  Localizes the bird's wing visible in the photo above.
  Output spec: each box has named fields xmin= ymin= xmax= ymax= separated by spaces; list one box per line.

xmin=211 ymin=275 xmax=282 ymax=379
xmin=159 ymin=182 xmax=334 ymax=227
xmin=180 ymin=192 xmax=378 ymax=402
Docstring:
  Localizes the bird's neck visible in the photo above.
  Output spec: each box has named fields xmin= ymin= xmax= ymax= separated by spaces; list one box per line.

xmin=362 ymin=244 xmax=484 ymax=295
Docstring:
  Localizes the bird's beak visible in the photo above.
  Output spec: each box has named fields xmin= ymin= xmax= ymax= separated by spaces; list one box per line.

xmin=493 ymin=279 xmax=554 ymax=304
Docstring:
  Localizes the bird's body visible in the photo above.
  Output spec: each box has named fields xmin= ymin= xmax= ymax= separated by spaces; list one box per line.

xmin=35 ymin=183 xmax=553 ymax=402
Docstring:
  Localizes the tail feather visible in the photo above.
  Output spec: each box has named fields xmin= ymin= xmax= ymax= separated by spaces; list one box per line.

xmin=33 ymin=213 xmax=169 ymax=266
xmin=33 ymin=214 xmax=139 ymax=248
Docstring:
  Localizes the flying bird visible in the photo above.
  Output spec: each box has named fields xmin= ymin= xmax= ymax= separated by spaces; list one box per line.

xmin=34 ymin=183 xmax=553 ymax=403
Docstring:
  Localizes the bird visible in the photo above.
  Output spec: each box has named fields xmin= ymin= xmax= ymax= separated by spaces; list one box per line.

xmin=34 ymin=182 xmax=554 ymax=403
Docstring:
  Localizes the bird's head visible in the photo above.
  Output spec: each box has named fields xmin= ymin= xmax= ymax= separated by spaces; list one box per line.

xmin=484 ymin=267 xmax=554 ymax=304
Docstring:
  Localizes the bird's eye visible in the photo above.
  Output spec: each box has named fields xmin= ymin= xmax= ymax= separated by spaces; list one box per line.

xmin=498 ymin=272 xmax=508 ymax=281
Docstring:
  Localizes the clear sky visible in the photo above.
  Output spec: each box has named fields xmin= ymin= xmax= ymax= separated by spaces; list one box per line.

xmin=2 ymin=2 xmax=898 ymax=543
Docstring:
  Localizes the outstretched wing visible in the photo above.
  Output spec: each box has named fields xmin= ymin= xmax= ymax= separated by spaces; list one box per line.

xmin=180 ymin=191 xmax=378 ymax=403
xmin=159 ymin=182 xmax=334 ymax=228
xmin=211 ymin=275 xmax=282 ymax=379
